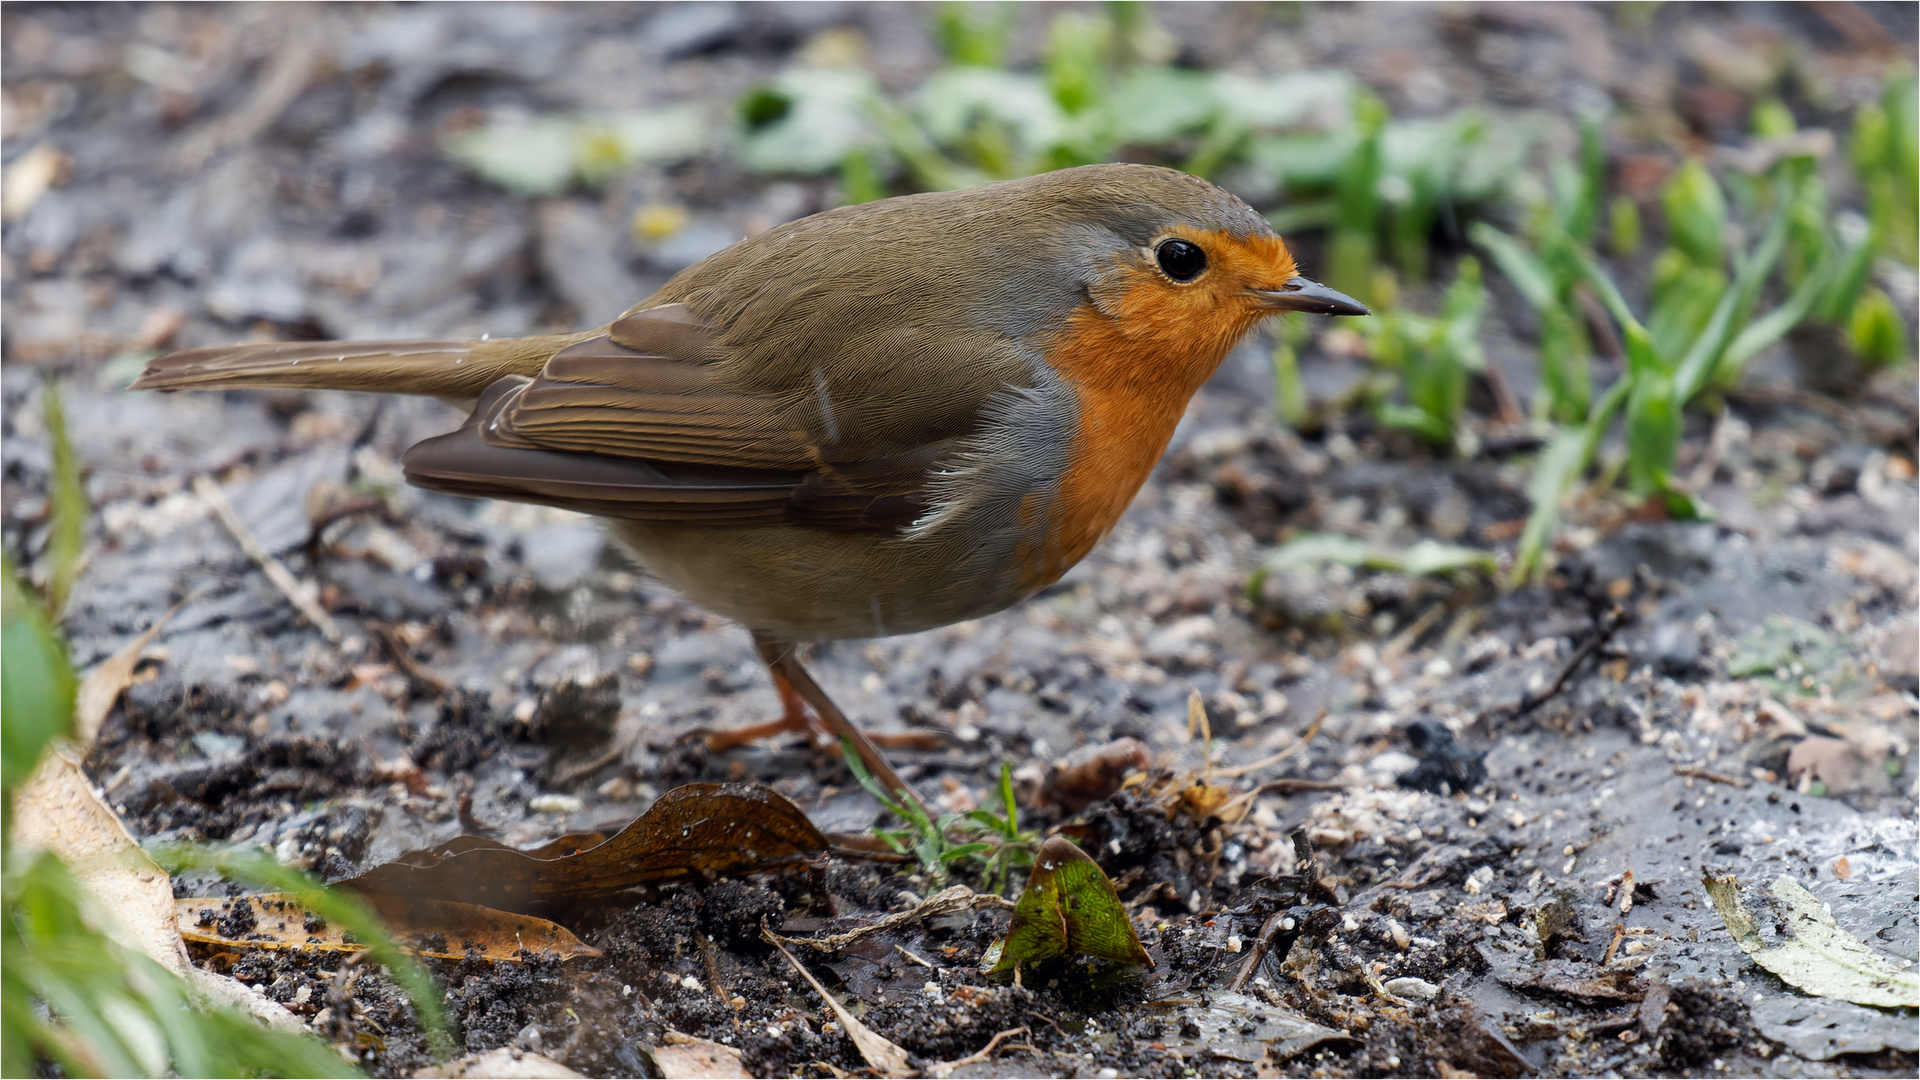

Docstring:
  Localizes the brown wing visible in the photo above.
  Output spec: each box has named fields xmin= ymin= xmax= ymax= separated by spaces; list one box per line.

xmin=401 ymin=305 xmax=950 ymax=531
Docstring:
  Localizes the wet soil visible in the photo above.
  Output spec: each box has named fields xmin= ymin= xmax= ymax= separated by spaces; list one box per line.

xmin=5 ymin=3 xmax=1917 ymax=1077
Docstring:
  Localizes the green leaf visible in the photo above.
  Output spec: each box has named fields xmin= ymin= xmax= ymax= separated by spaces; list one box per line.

xmin=2 ymin=554 xmax=74 ymax=795
xmin=989 ymin=837 xmax=1151 ymax=973
xmin=4 ymin=851 xmax=361 ymax=1078
xmin=1647 ymin=263 xmax=1727 ymax=362
xmin=1662 ymin=158 xmax=1727 ymax=268
xmin=841 ymin=736 xmax=907 ymax=817
xmin=1469 ymin=223 xmax=1557 ymax=312
xmin=933 ymin=2 xmax=1012 ymax=67
xmin=1609 ymin=194 xmax=1642 ymax=257
xmin=997 ymin=761 xmax=1019 ymax=836
xmin=1705 ymin=875 xmax=1920 ymax=1008
xmin=1508 ymin=377 xmax=1629 ymax=586
xmin=1400 ymin=540 xmax=1499 ymax=578
xmin=1537 ymin=305 xmax=1592 ymax=423
xmin=42 ymin=382 xmax=85 ymax=616
xmin=448 ymin=106 xmax=709 ymax=195
xmin=1849 ymin=286 xmax=1909 ymax=366
xmin=1720 ymin=238 xmax=1857 ymax=379
xmin=1260 ymin=534 xmax=1494 ymax=578
xmin=938 ymin=843 xmax=994 ymax=862
xmin=1044 ymin=10 xmax=1113 ymax=115
xmin=1626 ymin=368 xmax=1681 ymax=495
xmin=738 ymin=70 xmax=883 ymax=176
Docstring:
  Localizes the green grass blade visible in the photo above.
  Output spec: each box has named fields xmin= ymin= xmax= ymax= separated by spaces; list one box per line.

xmin=41 ymin=381 xmax=86 ymax=616
xmin=151 ymin=846 xmax=450 ymax=1060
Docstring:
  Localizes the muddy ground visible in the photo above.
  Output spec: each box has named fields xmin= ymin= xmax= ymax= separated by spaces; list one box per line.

xmin=4 ymin=3 xmax=1917 ymax=1078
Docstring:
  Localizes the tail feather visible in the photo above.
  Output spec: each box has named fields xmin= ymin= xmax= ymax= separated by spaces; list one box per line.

xmin=130 ymin=333 xmax=590 ymax=399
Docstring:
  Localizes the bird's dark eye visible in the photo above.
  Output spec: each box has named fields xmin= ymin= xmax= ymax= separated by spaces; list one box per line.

xmin=1155 ymin=239 xmax=1206 ymax=281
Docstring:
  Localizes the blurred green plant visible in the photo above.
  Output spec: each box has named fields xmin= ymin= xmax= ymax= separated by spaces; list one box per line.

xmin=1470 ymin=115 xmax=1606 ymax=426
xmin=844 ymin=741 xmax=1036 ymax=895
xmin=1486 ymin=147 xmax=1847 ymax=583
xmin=448 ymin=106 xmax=709 ymax=196
xmin=2 ymin=381 xmax=443 ymax=1076
xmin=1249 ymin=533 xmax=1498 ymax=601
xmin=1358 ymin=256 xmax=1489 ymax=450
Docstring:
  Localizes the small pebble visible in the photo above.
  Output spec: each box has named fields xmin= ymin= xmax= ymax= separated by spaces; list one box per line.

xmin=1384 ymin=976 xmax=1440 ymax=1001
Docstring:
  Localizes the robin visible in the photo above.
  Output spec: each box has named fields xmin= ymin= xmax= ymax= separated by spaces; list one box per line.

xmin=134 ymin=163 xmax=1366 ymax=809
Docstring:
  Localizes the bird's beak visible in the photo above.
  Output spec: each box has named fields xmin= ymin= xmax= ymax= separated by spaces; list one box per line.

xmin=1249 ymin=276 xmax=1370 ymax=317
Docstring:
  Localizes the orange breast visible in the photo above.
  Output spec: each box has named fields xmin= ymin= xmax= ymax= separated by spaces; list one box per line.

xmin=1018 ymin=261 xmax=1276 ymax=590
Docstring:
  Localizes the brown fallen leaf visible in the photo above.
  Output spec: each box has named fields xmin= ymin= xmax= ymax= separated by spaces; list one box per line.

xmin=12 ymin=747 xmax=303 ymax=1030
xmin=178 ymin=894 xmax=600 ymax=962
xmin=343 ymin=783 xmax=827 ymax=917
xmin=652 ymin=1037 xmax=753 ymax=1079
xmin=1787 ymin=736 xmax=1885 ymax=795
xmin=1041 ymin=737 xmax=1150 ymax=811
xmin=73 ymin=605 xmax=178 ymax=745
xmin=14 ymin=748 xmax=192 ymax=975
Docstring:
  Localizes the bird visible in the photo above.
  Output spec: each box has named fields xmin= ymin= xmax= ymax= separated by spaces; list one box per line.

xmin=133 ymin=163 xmax=1367 ymax=810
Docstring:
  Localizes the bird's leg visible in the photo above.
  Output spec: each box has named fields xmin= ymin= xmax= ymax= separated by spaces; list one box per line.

xmin=752 ymin=635 xmax=929 ymax=818
xmin=699 ymin=649 xmax=944 ymax=753
xmin=699 ymin=665 xmax=814 ymax=752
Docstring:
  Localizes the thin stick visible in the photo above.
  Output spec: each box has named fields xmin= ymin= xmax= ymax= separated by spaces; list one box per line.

xmin=1227 ymin=911 xmax=1288 ymax=992
xmin=1506 ymin=606 xmax=1625 ymax=719
xmin=755 ymin=636 xmax=927 ymax=817
xmin=1672 ymin=764 xmax=1749 ymax=788
xmin=1214 ymin=712 xmax=1325 ymax=780
xmin=194 ymin=474 xmax=341 ymax=643
xmin=1213 ymin=777 xmax=1348 ymax=824
xmin=925 ymin=1027 xmax=1030 ymax=1079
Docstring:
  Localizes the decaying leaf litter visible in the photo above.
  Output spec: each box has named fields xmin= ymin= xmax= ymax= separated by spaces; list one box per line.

xmin=4 ymin=3 xmax=1917 ymax=1077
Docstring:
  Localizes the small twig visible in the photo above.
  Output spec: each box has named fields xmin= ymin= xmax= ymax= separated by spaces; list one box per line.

xmin=1685 ymin=407 xmax=1737 ymax=491
xmin=1507 ymin=606 xmax=1626 ymax=719
xmin=1672 ymin=764 xmax=1749 ymax=788
xmin=1214 ymin=712 xmax=1325 ymax=780
xmin=1479 ymin=360 xmax=1527 ymax=430
xmin=924 ymin=1027 xmax=1030 ymax=1079
xmin=456 ymin=794 xmax=496 ymax=837
xmin=894 ymin=944 xmax=936 ymax=970
xmin=175 ymin=34 xmax=321 ymax=171
xmin=369 ymin=622 xmax=448 ymax=696
xmin=194 ymin=474 xmax=341 ymax=643
xmin=695 ymin=933 xmax=737 ymax=1016
xmin=765 ymin=884 xmax=1013 ymax=955
xmin=1214 ymin=778 xmax=1348 ymax=824
xmin=1227 ymin=910 xmax=1289 ymax=992
xmin=1602 ymin=922 xmax=1627 ymax=966
xmin=1381 ymin=602 xmax=1449 ymax=664
xmin=302 ymin=494 xmax=385 ymax=567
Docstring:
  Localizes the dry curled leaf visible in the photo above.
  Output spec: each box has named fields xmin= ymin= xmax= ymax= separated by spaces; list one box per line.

xmin=651 ymin=1038 xmax=752 ymax=1079
xmin=343 ymin=783 xmax=827 ymax=917
xmin=178 ymin=894 xmax=600 ymax=962
xmin=1041 ymin=737 xmax=1150 ymax=811
xmin=73 ymin=608 xmax=176 ymax=745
